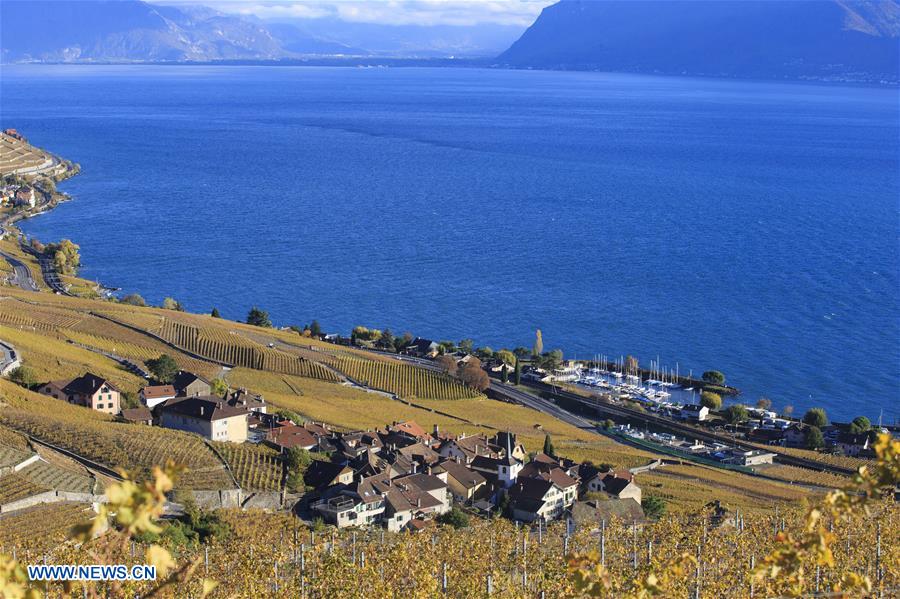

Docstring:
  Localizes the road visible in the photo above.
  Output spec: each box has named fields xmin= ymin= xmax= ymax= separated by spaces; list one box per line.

xmin=0 ymin=250 xmax=39 ymax=291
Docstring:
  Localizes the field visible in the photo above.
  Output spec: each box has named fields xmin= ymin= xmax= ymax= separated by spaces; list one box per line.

xmin=324 ymin=354 xmax=480 ymax=400
xmin=212 ymin=441 xmax=284 ymax=492
xmin=0 ymin=502 xmax=94 ymax=547
xmin=0 ymin=134 xmax=53 ymax=176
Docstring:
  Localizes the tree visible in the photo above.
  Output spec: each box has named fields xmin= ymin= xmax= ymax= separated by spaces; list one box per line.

xmin=121 ymin=294 xmax=146 ymax=307
xmin=514 ymin=357 xmax=522 ymax=385
xmin=210 ymin=308 xmax=221 ymax=318
xmin=437 ymin=341 xmax=456 ymax=355
xmin=724 ymin=404 xmax=750 ymax=424
xmin=802 ymin=408 xmax=828 ymax=428
xmin=783 ymin=405 xmax=794 ymax=418
xmin=533 ymin=329 xmax=543 ymax=357
xmin=147 ymin=354 xmax=179 ymax=384
xmin=642 ymin=495 xmax=666 ymax=519
xmin=700 ymin=391 xmax=722 ymax=410
xmin=474 ymin=346 xmax=494 ymax=360
xmin=45 ymin=239 xmax=80 ymax=275
xmin=377 ymin=329 xmax=395 ymax=350
xmin=805 ymin=426 xmax=825 ymax=450
xmin=702 ymin=370 xmax=726 ymax=385
xmin=309 ymin=320 xmax=322 ymax=338
xmin=285 ymin=447 xmax=313 ymax=492
xmin=849 ymin=416 xmax=871 ymax=434
xmin=458 ymin=360 xmax=489 ymax=391
xmin=120 ymin=391 xmax=139 ymax=409
xmin=435 ymin=355 xmax=458 ymax=376
xmin=496 ymin=350 xmax=516 ymax=366
xmin=8 ymin=365 xmax=37 ymax=389
xmin=500 ymin=364 xmax=509 ymax=384
xmin=437 ymin=507 xmax=470 ymax=529
xmin=539 ymin=349 xmax=564 ymax=372
xmin=246 ymin=307 xmax=272 ymax=328
xmin=542 ymin=434 xmax=555 ymax=457
xmin=210 ymin=378 xmax=228 ymax=396
xmin=458 ymin=339 xmax=474 ymax=355
xmin=602 ymin=419 xmax=615 ymax=430
xmin=162 ymin=297 xmax=184 ymax=311
xmin=756 ymin=397 xmax=772 ymax=410
xmin=513 ymin=347 xmax=530 ymax=358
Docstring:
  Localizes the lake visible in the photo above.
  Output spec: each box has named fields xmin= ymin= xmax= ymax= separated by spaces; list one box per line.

xmin=3 ymin=65 xmax=898 ymax=422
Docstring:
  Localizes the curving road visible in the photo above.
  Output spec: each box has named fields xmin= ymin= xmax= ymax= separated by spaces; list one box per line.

xmin=0 ymin=250 xmax=39 ymax=291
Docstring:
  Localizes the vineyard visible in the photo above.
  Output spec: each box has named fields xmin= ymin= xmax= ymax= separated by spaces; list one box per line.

xmin=0 ymin=472 xmax=47 ymax=504
xmin=17 ymin=459 xmax=95 ymax=494
xmin=213 ymin=442 xmax=285 ymax=492
xmin=325 ymin=355 xmax=481 ymax=400
xmin=4 ymin=499 xmax=898 ymax=598
xmin=0 ymin=502 xmax=94 ymax=546
xmin=156 ymin=319 xmax=338 ymax=380
xmin=0 ymin=380 xmax=233 ymax=490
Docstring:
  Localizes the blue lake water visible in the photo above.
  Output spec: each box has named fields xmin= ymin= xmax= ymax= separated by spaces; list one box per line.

xmin=2 ymin=65 xmax=898 ymax=423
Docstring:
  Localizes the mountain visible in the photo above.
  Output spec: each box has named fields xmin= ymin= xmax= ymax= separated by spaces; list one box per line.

xmin=0 ymin=0 xmax=284 ymax=62
xmin=498 ymin=0 xmax=900 ymax=83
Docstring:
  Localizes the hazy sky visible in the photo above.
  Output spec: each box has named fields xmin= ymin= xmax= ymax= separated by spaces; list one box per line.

xmin=164 ymin=1 xmax=556 ymax=27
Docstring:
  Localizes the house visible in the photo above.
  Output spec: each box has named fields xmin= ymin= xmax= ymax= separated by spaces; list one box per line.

xmin=304 ymin=460 xmax=354 ymax=490
xmin=508 ymin=477 xmax=576 ymax=522
xmin=120 ymin=406 xmax=153 ymax=425
xmin=158 ymin=395 xmax=248 ymax=442
xmin=720 ymin=449 xmax=775 ymax=466
xmin=265 ymin=423 xmax=318 ymax=452
xmin=139 ymin=384 xmax=176 ymax=409
xmin=833 ymin=431 xmax=875 ymax=457
xmin=14 ymin=187 xmax=35 ymax=208
xmin=583 ymin=471 xmax=642 ymax=505
xmin=783 ymin=424 xmax=808 ymax=448
xmin=171 ymin=371 xmax=211 ymax=397
xmin=225 ymin=389 xmax=267 ymax=414
xmin=437 ymin=434 xmax=499 ymax=463
xmin=491 ymin=431 xmax=528 ymax=462
xmin=387 ymin=421 xmax=433 ymax=444
xmin=437 ymin=459 xmax=487 ymax=503
xmin=39 ymin=373 xmax=121 ymax=415
xmin=471 ymin=454 xmax=522 ymax=489
xmin=679 ymin=404 xmax=709 ymax=422
xmin=402 ymin=337 xmax=439 ymax=358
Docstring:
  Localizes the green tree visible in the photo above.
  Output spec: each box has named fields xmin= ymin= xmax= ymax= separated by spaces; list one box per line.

xmin=724 ymin=404 xmax=750 ymax=424
xmin=513 ymin=347 xmax=530 ymax=358
xmin=702 ymin=370 xmax=726 ymax=385
xmin=437 ymin=507 xmax=470 ymax=529
xmin=849 ymin=416 xmax=871 ymax=434
xmin=533 ymin=329 xmax=543 ymax=357
xmin=120 ymin=391 xmax=139 ymax=409
xmin=45 ymin=239 xmax=80 ymax=275
xmin=210 ymin=307 xmax=221 ymax=318
xmin=285 ymin=447 xmax=313 ymax=493
xmin=458 ymin=339 xmax=474 ymax=355
xmin=805 ymin=426 xmax=825 ymax=450
xmin=602 ymin=419 xmax=615 ymax=430
xmin=536 ymin=349 xmax=563 ymax=372
xmin=210 ymin=378 xmax=228 ymax=396
xmin=309 ymin=320 xmax=322 ymax=338
xmin=8 ymin=365 xmax=37 ymax=389
xmin=161 ymin=297 xmax=184 ymax=311
xmin=147 ymin=354 xmax=179 ymax=384
xmin=642 ymin=495 xmax=667 ymax=519
xmin=437 ymin=341 xmax=456 ymax=355
xmin=802 ymin=408 xmax=828 ymax=428
xmin=514 ymin=357 xmax=522 ymax=386
xmin=500 ymin=364 xmax=509 ymax=384
xmin=542 ymin=434 xmax=555 ymax=457
xmin=377 ymin=329 xmax=395 ymax=350
xmin=700 ymin=391 xmax=722 ymax=410
xmin=120 ymin=293 xmax=147 ymax=307
xmin=475 ymin=346 xmax=494 ymax=360
xmin=246 ymin=307 xmax=272 ymax=328
xmin=496 ymin=350 xmax=516 ymax=366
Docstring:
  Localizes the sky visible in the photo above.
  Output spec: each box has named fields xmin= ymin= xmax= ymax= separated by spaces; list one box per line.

xmin=159 ymin=0 xmax=556 ymax=27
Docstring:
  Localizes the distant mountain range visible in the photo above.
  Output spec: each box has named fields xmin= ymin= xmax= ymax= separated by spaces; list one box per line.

xmin=0 ymin=0 xmax=521 ymax=62
xmin=498 ymin=0 xmax=900 ymax=83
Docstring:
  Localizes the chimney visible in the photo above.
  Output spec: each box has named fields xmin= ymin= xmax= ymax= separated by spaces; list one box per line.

xmin=199 ymin=406 xmax=205 ymax=416
xmin=433 ymin=424 xmax=439 ymax=437
xmin=417 ymin=497 xmax=421 ymax=508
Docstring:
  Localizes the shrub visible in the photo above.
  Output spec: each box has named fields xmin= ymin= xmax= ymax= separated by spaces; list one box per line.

xmin=437 ymin=507 xmax=470 ymax=529
xmin=723 ymin=404 xmax=749 ymax=424
xmin=805 ymin=426 xmax=825 ymax=450
xmin=121 ymin=294 xmax=147 ymax=307
xmin=8 ymin=365 xmax=38 ymax=390
xmin=642 ymin=495 xmax=667 ymax=519
xmin=702 ymin=370 xmax=726 ymax=385
xmin=700 ymin=391 xmax=722 ymax=410
xmin=802 ymin=408 xmax=828 ymax=428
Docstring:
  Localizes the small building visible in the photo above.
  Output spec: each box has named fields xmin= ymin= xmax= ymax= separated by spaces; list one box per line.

xmin=569 ymin=498 xmax=646 ymax=531
xmin=720 ymin=448 xmax=776 ymax=466
xmin=508 ymin=476 xmax=576 ymax=522
xmin=437 ymin=459 xmax=487 ymax=503
xmin=172 ymin=371 xmax=211 ymax=397
xmin=583 ymin=470 xmax=642 ymax=504
xmin=265 ymin=423 xmax=318 ymax=452
xmin=14 ymin=187 xmax=35 ymax=208
xmin=402 ymin=337 xmax=440 ymax=358
xmin=158 ymin=395 xmax=248 ymax=442
xmin=39 ymin=373 xmax=121 ymax=415
xmin=120 ymin=406 xmax=153 ymax=425
xmin=139 ymin=384 xmax=176 ymax=409
xmin=832 ymin=431 xmax=875 ymax=457
xmin=679 ymin=404 xmax=709 ymax=422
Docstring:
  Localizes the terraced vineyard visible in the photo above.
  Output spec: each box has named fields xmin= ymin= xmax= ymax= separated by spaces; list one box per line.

xmin=0 ymin=502 xmax=94 ymax=546
xmin=212 ymin=442 xmax=284 ymax=492
xmin=157 ymin=318 xmax=338 ymax=380
xmin=61 ymin=329 xmax=161 ymax=361
xmin=18 ymin=459 xmax=95 ymax=494
xmin=0 ymin=472 xmax=47 ymax=503
xmin=0 ymin=299 xmax=84 ymax=331
xmin=326 ymin=355 xmax=481 ymax=400
xmin=0 ymin=381 xmax=233 ymax=490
